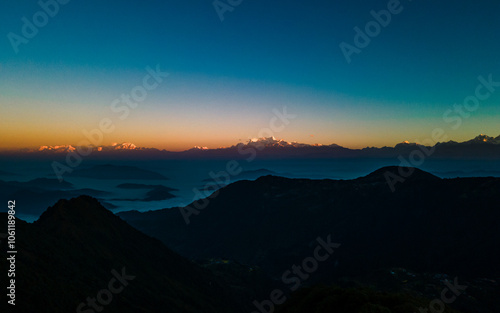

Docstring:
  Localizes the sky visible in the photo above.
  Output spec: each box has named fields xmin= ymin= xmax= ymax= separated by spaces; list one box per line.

xmin=0 ymin=0 xmax=499 ymax=151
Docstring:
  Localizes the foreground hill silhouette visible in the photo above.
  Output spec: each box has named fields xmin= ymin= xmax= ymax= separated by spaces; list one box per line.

xmin=119 ymin=167 xmax=500 ymax=291
xmin=0 ymin=196 xmax=248 ymax=313
xmin=0 ymin=195 xmax=451 ymax=313
xmin=2 ymin=167 xmax=499 ymax=312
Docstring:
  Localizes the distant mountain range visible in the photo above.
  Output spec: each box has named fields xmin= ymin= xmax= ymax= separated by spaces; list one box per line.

xmin=6 ymin=134 xmax=500 ymax=159
xmin=36 ymin=142 xmax=141 ymax=153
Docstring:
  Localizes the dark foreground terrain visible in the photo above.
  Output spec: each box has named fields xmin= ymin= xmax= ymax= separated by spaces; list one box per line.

xmin=1 ymin=166 xmax=499 ymax=312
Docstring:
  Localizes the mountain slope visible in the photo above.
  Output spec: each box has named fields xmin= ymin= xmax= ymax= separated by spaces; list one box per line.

xmin=0 ymin=196 xmax=244 ymax=313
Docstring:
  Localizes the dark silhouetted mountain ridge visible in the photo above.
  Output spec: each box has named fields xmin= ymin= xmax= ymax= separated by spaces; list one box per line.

xmin=119 ymin=167 xmax=500 ymax=282
xmin=0 ymin=196 xmax=248 ymax=313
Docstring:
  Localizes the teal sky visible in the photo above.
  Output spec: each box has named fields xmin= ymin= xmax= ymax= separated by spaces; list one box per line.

xmin=1 ymin=0 xmax=499 ymax=150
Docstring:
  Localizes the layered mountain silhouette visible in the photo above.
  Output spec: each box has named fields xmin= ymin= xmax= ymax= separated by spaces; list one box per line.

xmin=0 ymin=165 xmax=174 ymax=216
xmin=0 ymin=196 xmax=255 ymax=313
xmin=0 ymin=189 xmax=476 ymax=312
xmin=116 ymin=166 xmax=500 ymax=312
xmin=1 ymin=167 xmax=499 ymax=312
xmin=0 ymin=169 xmax=20 ymax=177
xmin=0 ymin=178 xmax=113 ymax=215
xmin=69 ymin=164 xmax=168 ymax=180
xmin=114 ymin=183 xmax=178 ymax=201
xmin=119 ymin=166 xmax=500 ymax=284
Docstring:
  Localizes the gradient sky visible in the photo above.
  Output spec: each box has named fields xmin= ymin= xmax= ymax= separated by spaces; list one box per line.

xmin=1 ymin=0 xmax=499 ymax=151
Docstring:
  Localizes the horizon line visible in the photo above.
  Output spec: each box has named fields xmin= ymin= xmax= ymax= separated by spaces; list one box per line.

xmin=1 ymin=133 xmax=499 ymax=153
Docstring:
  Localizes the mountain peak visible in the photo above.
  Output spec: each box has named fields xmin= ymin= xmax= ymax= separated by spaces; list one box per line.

xmin=10 ymin=196 xmax=242 ymax=312
xmin=250 ymin=136 xmax=276 ymax=142
xmin=470 ymin=134 xmax=499 ymax=143
xmin=240 ymin=137 xmax=314 ymax=149
xmin=356 ymin=166 xmax=440 ymax=184
xmin=394 ymin=141 xmax=416 ymax=148
xmin=38 ymin=145 xmax=76 ymax=152
xmin=110 ymin=142 xmax=137 ymax=150
xmin=35 ymin=195 xmax=117 ymax=233
xmin=190 ymin=146 xmax=209 ymax=150
xmin=248 ymin=136 xmax=281 ymax=145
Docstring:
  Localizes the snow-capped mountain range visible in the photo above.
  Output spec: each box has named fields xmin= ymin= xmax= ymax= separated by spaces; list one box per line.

xmin=240 ymin=136 xmax=340 ymax=149
xmin=443 ymin=134 xmax=500 ymax=145
xmin=7 ymin=134 xmax=500 ymax=159
xmin=37 ymin=142 xmax=139 ymax=153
